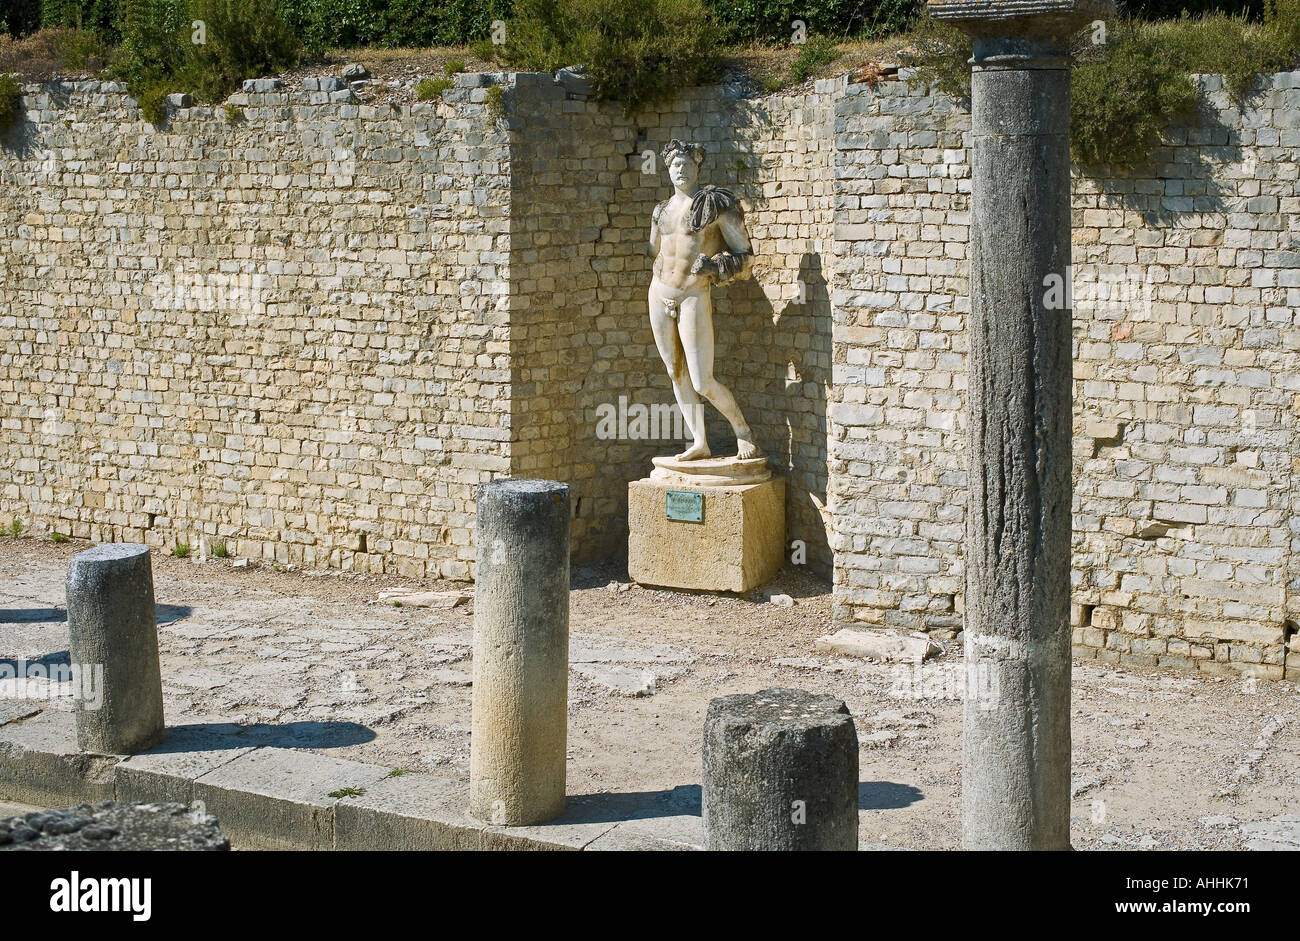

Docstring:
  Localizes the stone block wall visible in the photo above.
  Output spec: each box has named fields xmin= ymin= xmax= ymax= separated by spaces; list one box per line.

xmin=0 ymin=76 xmax=512 ymax=579
xmin=826 ymin=71 xmax=1300 ymax=681
xmin=1 ymin=67 xmax=1297 ymax=680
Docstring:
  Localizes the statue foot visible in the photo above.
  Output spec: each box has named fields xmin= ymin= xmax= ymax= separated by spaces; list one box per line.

xmin=736 ymin=437 xmax=763 ymax=460
xmin=676 ymin=441 xmax=711 ymax=461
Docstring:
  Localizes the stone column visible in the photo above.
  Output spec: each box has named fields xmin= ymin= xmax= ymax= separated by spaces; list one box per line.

xmin=65 ymin=544 xmax=165 ymax=755
xmin=702 ymin=688 xmax=859 ymax=850
xmin=469 ymin=479 xmax=570 ymax=826
xmin=929 ymin=0 xmax=1111 ymax=850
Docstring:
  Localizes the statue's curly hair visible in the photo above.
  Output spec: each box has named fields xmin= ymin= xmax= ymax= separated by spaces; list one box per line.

xmin=661 ymin=139 xmax=705 ymax=166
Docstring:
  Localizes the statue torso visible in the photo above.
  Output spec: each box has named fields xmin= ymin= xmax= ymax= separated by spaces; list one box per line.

xmin=652 ymin=192 xmax=729 ymax=292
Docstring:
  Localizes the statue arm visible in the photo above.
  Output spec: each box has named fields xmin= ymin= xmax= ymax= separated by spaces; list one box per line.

xmin=648 ymin=201 xmax=665 ymax=258
xmin=709 ymin=208 xmax=753 ymax=282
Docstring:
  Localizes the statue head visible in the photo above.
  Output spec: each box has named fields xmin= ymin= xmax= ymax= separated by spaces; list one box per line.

xmin=662 ymin=139 xmax=704 ymax=190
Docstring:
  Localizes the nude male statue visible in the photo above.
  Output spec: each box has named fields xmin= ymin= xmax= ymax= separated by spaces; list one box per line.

xmin=648 ymin=139 xmax=762 ymax=461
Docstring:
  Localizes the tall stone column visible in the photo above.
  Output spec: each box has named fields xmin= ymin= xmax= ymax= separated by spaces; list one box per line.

xmin=929 ymin=0 xmax=1111 ymax=850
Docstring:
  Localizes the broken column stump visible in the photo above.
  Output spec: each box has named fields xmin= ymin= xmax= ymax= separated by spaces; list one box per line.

xmin=65 ymin=543 xmax=165 ymax=755
xmin=702 ymin=688 xmax=859 ymax=850
xmin=469 ymin=479 xmax=570 ymax=827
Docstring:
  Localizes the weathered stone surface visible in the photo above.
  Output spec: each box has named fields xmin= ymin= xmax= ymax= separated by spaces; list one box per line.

xmin=815 ymin=628 xmax=940 ymax=663
xmin=65 ymin=544 xmax=165 ymax=755
xmin=0 ymin=710 xmax=119 ymax=808
xmin=191 ymin=746 xmax=391 ymax=850
xmin=1240 ymin=814 xmax=1300 ymax=851
xmin=702 ymin=688 xmax=858 ymax=850
xmin=954 ymin=10 xmax=1089 ymax=852
xmin=469 ymin=479 xmax=569 ymax=826
xmin=115 ymin=724 xmax=256 ymax=805
xmin=628 ymin=476 xmax=785 ymax=592
xmin=0 ymin=800 xmax=228 ymax=851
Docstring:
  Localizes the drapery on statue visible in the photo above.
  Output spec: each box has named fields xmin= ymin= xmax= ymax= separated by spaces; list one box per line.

xmin=648 ymin=139 xmax=762 ymax=461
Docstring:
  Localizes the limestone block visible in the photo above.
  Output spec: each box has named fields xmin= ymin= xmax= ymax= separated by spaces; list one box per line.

xmin=628 ymin=476 xmax=785 ymax=592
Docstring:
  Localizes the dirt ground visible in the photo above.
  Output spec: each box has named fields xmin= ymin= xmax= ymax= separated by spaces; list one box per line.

xmin=1 ymin=535 xmax=1297 ymax=850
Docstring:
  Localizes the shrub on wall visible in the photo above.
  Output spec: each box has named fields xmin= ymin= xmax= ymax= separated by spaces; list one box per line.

xmin=500 ymin=0 xmax=719 ymax=113
xmin=904 ymin=8 xmax=1300 ymax=170
xmin=0 ymin=73 xmax=21 ymax=133
xmin=0 ymin=26 xmax=111 ymax=77
xmin=115 ymin=0 xmax=300 ymax=124
xmin=708 ymin=0 xmax=918 ymax=43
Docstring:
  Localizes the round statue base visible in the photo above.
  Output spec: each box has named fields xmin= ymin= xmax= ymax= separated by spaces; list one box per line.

xmin=649 ymin=455 xmax=772 ymax=487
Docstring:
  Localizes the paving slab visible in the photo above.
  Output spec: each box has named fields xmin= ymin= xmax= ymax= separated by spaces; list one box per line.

xmin=334 ymin=772 xmax=487 ymax=850
xmin=116 ymin=722 xmax=258 ymax=806
xmin=192 ymin=746 xmax=393 ymax=850
xmin=0 ymin=710 xmax=119 ymax=807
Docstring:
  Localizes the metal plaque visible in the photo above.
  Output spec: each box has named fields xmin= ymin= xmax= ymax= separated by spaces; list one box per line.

xmin=665 ymin=490 xmax=704 ymax=523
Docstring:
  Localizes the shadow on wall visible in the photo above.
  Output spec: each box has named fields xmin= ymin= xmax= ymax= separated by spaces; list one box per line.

xmin=715 ymin=251 xmax=832 ymax=578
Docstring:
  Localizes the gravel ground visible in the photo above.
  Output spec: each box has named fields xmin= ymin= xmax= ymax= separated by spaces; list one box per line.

xmin=1 ymin=536 xmax=1297 ymax=850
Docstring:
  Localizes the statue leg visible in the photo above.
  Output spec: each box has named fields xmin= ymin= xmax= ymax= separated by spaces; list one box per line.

xmin=678 ymin=292 xmax=762 ymax=460
xmin=648 ymin=284 xmax=709 ymax=459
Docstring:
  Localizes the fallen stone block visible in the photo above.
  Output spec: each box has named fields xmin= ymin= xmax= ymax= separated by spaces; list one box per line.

xmin=572 ymin=663 xmax=662 ymax=697
xmin=815 ymin=628 xmax=941 ymax=663
xmin=376 ymin=589 xmax=469 ymax=609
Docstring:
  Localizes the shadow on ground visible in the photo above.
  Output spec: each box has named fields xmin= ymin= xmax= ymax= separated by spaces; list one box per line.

xmin=150 ymin=720 xmax=377 ymax=752
xmin=0 ymin=604 xmax=191 ymax=625
xmin=859 ymin=781 xmax=923 ymax=810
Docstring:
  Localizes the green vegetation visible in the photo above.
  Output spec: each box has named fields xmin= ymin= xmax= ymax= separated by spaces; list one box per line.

xmin=3 ymin=0 xmax=1299 ymax=149
xmin=173 ymin=540 xmax=190 ymax=558
xmin=328 ymin=786 xmax=366 ymax=798
xmin=211 ymin=539 xmax=228 ymax=558
xmin=0 ymin=73 xmax=20 ymax=133
xmin=113 ymin=0 xmax=300 ymax=126
xmin=49 ymin=531 xmax=70 ymax=543
xmin=905 ymin=2 xmax=1300 ymax=170
xmin=222 ymin=101 xmax=241 ymax=122
xmin=789 ymin=33 xmax=839 ymax=83
xmin=8 ymin=518 xmax=24 ymax=538
xmin=498 ymin=0 xmax=718 ymax=113
xmin=484 ymin=81 xmax=504 ymax=117
xmin=416 ymin=75 xmax=451 ymax=99
xmin=710 ymin=0 xmax=917 ymax=43
xmin=387 ymin=768 xmax=410 ymax=777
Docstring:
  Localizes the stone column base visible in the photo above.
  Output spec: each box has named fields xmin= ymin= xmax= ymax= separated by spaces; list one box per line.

xmin=627 ymin=476 xmax=785 ymax=593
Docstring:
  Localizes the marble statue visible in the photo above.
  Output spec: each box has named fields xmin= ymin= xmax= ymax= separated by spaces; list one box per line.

xmin=648 ymin=139 xmax=762 ymax=461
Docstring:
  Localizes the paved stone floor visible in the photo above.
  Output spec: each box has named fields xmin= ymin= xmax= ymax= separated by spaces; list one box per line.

xmin=1 ymin=538 xmax=1297 ymax=849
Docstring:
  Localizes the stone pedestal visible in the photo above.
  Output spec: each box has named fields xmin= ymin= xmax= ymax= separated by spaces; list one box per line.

xmin=628 ymin=473 xmax=785 ymax=593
